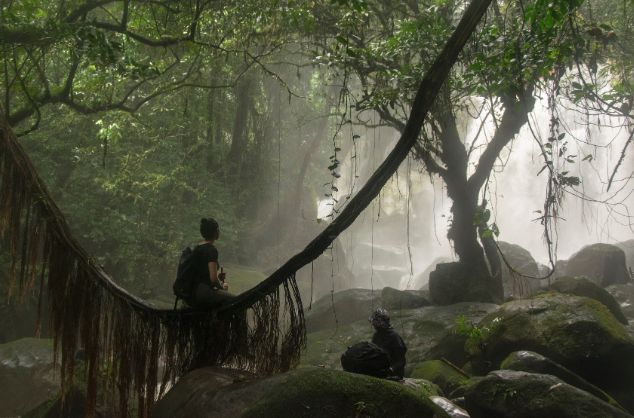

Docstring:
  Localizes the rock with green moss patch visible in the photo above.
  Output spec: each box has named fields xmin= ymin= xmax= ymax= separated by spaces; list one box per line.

xmin=464 ymin=370 xmax=632 ymax=418
xmin=473 ymin=293 xmax=634 ymax=411
xmin=500 ymin=350 xmax=623 ymax=409
xmin=550 ymin=276 xmax=628 ymax=324
xmin=152 ymin=367 xmax=437 ymax=418
xmin=410 ymin=360 xmax=470 ymax=396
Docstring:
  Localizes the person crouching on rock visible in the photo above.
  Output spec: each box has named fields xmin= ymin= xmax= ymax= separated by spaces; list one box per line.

xmin=369 ymin=308 xmax=407 ymax=379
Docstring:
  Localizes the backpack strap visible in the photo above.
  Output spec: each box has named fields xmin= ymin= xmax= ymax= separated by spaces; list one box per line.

xmin=173 ymin=296 xmax=180 ymax=310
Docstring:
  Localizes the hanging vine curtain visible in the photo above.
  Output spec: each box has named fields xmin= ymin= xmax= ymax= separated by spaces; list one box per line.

xmin=0 ymin=0 xmax=492 ymax=416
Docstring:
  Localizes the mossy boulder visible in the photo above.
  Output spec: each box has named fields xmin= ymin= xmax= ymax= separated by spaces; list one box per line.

xmin=550 ymin=276 xmax=628 ymax=324
xmin=500 ymin=350 xmax=622 ymax=409
xmin=410 ymin=360 xmax=470 ymax=396
xmin=153 ymin=367 xmax=437 ymax=418
xmin=464 ymin=370 xmax=632 ymax=418
xmin=473 ymin=293 xmax=634 ymax=411
xmin=566 ymin=243 xmax=631 ymax=286
xmin=302 ymin=302 xmax=498 ymax=373
xmin=0 ymin=338 xmax=58 ymax=417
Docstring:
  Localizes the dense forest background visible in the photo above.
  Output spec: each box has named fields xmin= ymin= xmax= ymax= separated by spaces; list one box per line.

xmin=1 ymin=0 xmax=632 ymax=305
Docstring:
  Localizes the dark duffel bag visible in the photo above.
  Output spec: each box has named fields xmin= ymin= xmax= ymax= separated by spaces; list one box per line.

xmin=341 ymin=341 xmax=391 ymax=378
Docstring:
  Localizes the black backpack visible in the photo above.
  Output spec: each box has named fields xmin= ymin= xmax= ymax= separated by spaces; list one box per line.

xmin=173 ymin=246 xmax=197 ymax=303
xmin=340 ymin=341 xmax=391 ymax=378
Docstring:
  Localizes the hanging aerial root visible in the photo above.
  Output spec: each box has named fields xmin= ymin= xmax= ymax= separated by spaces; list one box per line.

xmin=0 ymin=0 xmax=492 ymax=413
xmin=0 ymin=118 xmax=307 ymax=418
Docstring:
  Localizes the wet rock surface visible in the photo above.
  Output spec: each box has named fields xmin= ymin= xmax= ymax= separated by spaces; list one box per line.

xmin=430 ymin=395 xmax=471 ymax=418
xmin=464 ymin=370 xmax=633 ymax=418
xmin=472 ymin=292 xmax=634 ymax=410
xmin=550 ymin=275 xmax=628 ymax=324
xmin=500 ymin=350 xmax=621 ymax=408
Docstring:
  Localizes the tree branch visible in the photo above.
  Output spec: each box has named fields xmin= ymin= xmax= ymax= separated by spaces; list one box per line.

xmin=468 ymin=91 xmax=536 ymax=192
xmin=217 ymin=0 xmax=494 ymax=315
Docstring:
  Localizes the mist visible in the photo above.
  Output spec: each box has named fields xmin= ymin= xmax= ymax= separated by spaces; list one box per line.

xmin=306 ymin=91 xmax=634 ymax=295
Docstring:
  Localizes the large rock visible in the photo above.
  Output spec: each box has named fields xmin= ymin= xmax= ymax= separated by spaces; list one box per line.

xmin=550 ymin=276 xmax=628 ymax=324
xmin=152 ymin=367 xmax=437 ymax=418
xmin=500 ymin=350 xmax=622 ymax=409
xmin=306 ymin=287 xmax=431 ymax=333
xmin=381 ymin=287 xmax=430 ymax=310
xmin=429 ymin=262 xmax=503 ymax=305
xmin=0 ymin=338 xmax=58 ymax=417
xmin=497 ymin=241 xmax=540 ymax=298
xmin=429 ymin=263 xmax=468 ymax=305
xmin=617 ymin=239 xmax=634 ymax=271
xmin=305 ymin=289 xmax=377 ymax=333
xmin=473 ymin=293 xmax=634 ymax=410
xmin=464 ymin=370 xmax=632 ymax=418
xmin=302 ymin=302 xmax=498 ymax=374
xmin=566 ymin=243 xmax=631 ymax=286
xmin=419 ymin=257 xmax=454 ymax=290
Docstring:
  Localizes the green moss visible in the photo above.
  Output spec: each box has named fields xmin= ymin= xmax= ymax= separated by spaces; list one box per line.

xmin=537 ymin=293 xmax=631 ymax=360
xmin=408 ymin=379 xmax=443 ymax=397
xmin=241 ymin=368 xmax=435 ymax=418
xmin=410 ymin=360 xmax=469 ymax=395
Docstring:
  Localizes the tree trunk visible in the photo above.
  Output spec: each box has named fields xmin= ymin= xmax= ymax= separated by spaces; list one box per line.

xmin=435 ymin=91 xmax=537 ymax=303
xmin=226 ymin=76 xmax=252 ymax=181
xmin=432 ymin=87 xmax=504 ymax=303
xmin=205 ymin=72 xmax=217 ymax=172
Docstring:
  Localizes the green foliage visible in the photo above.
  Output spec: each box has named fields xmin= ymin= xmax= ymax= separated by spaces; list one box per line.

xmin=454 ymin=314 xmax=501 ymax=355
